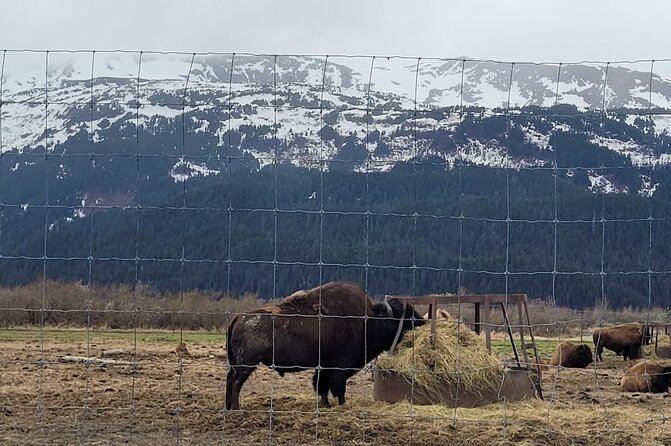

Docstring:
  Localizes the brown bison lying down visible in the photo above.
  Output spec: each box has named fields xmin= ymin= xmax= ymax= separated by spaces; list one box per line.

xmin=226 ymin=281 xmax=423 ymax=410
xmin=620 ymin=360 xmax=671 ymax=393
xmin=549 ymin=341 xmax=593 ymax=368
xmin=593 ymin=323 xmax=652 ymax=361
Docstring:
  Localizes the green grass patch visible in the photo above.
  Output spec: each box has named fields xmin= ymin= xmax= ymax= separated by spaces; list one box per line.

xmin=0 ymin=328 xmax=225 ymax=345
xmin=490 ymin=338 xmax=564 ymax=358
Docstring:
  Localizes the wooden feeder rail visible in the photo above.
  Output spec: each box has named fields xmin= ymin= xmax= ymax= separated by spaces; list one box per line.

xmin=385 ymin=293 xmax=543 ymax=398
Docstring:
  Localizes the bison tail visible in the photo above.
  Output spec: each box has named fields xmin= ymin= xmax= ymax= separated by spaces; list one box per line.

xmin=226 ymin=315 xmax=238 ymax=366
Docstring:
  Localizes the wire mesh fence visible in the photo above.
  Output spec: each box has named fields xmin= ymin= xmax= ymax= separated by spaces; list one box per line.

xmin=0 ymin=49 xmax=671 ymax=445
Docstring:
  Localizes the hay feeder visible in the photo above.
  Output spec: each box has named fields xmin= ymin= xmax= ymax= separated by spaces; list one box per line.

xmin=373 ymin=293 xmax=542 ymax=407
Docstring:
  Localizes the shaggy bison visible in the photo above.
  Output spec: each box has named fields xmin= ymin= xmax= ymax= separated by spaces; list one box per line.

xmin=620 ymin=360 xmax=671 ymax=393
xmin=592 ymin=323 xmax=652 ymax=361
xmin=549 ymin=341 xmax=593 ymax=368
xmin=225 ymin=281 xmax=423 ymax=410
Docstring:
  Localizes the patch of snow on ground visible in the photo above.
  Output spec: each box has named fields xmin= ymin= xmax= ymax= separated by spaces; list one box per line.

xmin=243 ymin=149 xmax=274 ymax=169
xmin=590 ymin=135 xmax=650 ymax=165
xmin=639 ymin=174 xmax=659 ymax=197
xmin=170 ymin=159 xmax=220 ymax=182
xmin=139 ymin=104 xmax=184 ymax=119
xmin=521 ymin=125 xmax=551 ymax=150
xmin=625 ymin=115 xmax=638 ymax=126
xmin=552 ymin=122 xmax=571 ymax=132
xmin=652 ymin=115 xmax=671 ymax=136
xmin=587 ymin=170 xmax=626 ymax=194
xmin=649 ymin=92 xmax=671 ymax=109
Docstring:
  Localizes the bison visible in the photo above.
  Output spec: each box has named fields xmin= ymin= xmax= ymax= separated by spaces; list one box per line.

xmin=592 ymin=323 xmax=652 ymax=362
xmin=548 ymin=341 xmax=593 ymax=368
xmin=620 ymin=360 xmax=671 ymax=393
xmin=225 ymin=281 xmax=423 ymax=410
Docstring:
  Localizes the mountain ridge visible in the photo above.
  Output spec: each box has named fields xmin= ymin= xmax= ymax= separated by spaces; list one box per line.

xmin=3 ymin=54 xmax=671 ymax=306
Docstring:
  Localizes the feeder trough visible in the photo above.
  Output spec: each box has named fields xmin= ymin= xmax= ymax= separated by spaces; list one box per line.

xmin=373 ymin=366 xmax=539 ymax=407
xmin=374 ymin=293 xmax=544 ymax=407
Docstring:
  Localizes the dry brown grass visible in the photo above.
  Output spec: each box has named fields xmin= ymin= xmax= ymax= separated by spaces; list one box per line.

xmin=1 ymin=281 xmax=669 ymax=337
xmin=1 ymin=329 xmax=670 ymax=445
xmin=0 ymin=280 xmax=266 ymax=330
xmin=199 ymin=395 xmax=671 ymax=446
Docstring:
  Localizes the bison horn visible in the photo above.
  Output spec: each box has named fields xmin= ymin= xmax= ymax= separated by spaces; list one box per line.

xmin=382 ymin=301 xmax=394 ymax=317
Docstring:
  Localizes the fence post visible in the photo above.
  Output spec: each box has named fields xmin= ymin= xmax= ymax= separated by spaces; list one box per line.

xmin=580 ymin=312 xmax=583 ymax=342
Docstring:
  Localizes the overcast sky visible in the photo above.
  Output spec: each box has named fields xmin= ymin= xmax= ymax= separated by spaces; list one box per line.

xmin=1 ymin=0 xmax=669 ymax=63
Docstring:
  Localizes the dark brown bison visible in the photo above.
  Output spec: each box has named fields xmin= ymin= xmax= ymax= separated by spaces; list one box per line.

xmin=620 ymin=360 xmax=671 ymax=393
xmin=225 ymin=281 xmax=423 ymax=410
xmin=592 ymin=323 xmax=652 ymax=361
xmin=548 ymin=341 xmax=593 ymax=368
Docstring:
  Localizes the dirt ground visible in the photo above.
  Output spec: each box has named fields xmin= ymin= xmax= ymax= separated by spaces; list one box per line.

xmin=0 ymin=330 xmax=670 ymax=446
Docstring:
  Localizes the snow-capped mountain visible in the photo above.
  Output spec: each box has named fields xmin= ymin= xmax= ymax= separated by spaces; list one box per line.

xmin=5 ymin=52 xmax=671 ymax=107
xmin=6 ymin=53 xmax=671 ymax=304
xmin=3 ymin=52 xmax=671 ymax=194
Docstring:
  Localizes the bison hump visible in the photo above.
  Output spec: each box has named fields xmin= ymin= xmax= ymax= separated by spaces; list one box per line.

xmin=281 ymin=282 xmax=371 ymax=316
xmin=311 ymin=303 xmax=330 ymax=315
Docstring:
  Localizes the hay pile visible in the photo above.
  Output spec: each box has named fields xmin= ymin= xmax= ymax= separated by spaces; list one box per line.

xmin=653 ymin=333 xmax=671 ymax=358
xmin=376 ymin=315 xmax=504 ymax=397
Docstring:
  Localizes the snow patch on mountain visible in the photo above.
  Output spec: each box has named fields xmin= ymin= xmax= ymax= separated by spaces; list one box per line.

xmin=522 ymin=125 xmax=551 ymax=150
xmin=170 ymin=159 xmax=220 ymax=182
xmin=4 ymin=53 xmax=671 ymax=200
xmin=587 ymin=170 xmax=627 ymax=194
xmin=590 ymin=135 xmax=648 ymax=165
xmin=652 ymin=115 xmax=671 ymax=136
xmin=639 ymin=174 xmax=659 ymax=197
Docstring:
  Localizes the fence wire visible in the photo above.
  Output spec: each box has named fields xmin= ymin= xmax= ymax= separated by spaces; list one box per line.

xmin=0 ymin=50 xmax=670 ymax=445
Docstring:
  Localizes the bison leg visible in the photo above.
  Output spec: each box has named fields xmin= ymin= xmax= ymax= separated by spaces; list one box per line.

xmin=226 ymin=365 xmax=255 ymax=410
xmin=330 ymin=370 xmax=354 ymax=405
xmin=624 ymin=345 xmax=641 ymax=361
xmin=312 ymin=369 xmax=332 ymax=408
xmin=595 ymin=344 xmax=603 ymax=362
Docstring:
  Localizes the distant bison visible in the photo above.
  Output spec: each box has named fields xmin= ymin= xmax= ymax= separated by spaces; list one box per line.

xmin=620 ymin=360 xmax=671 ymax=393
xmin=549 ymin=341 xmax=593 ymax=368
xmin=593 ymin=323 xmax=652 ymax=361
xmin=225 ymin=281 xmax=423 ymax=410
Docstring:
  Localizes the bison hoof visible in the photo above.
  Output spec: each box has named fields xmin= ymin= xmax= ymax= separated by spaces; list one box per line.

xmin=225 ymin=401 xmax=241 ymax=411
xmin=318 ymin=397 xmax=331 ymax=408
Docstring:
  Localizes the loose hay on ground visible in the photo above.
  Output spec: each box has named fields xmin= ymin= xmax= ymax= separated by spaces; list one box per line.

xmin=2 ymin=330 xmax=671 ymax=445
xmin=376 ymin=318 xmax=504 ymax=399
xmin=227 ymin=395 xmax=667 ymax=446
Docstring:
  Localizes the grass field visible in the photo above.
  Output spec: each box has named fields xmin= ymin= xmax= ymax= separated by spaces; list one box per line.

xmin=0 ymin=327 xmax=226 ymax=344
xmin=0 ymin=328 xmax=669 ymax=445
xmin=0 ymin=328 xmax=566 ymax=355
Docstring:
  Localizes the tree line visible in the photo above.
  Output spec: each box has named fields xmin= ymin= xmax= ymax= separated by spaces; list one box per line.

xmin=3 ymin=164 xmax=671 ymax=309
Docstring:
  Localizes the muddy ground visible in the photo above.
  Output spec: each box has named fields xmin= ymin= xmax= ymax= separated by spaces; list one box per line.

xmin=0 ymin=330 xmax=669 ymax=445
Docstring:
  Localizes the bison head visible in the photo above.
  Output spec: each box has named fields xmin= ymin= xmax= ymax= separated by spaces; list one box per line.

xmin=374 ymin=298 xmax=424 ymax=330
xmin=371 ymin=298 xmax=424 ymax=352
xmin=574 ymin=344 xmax=594 ymax=367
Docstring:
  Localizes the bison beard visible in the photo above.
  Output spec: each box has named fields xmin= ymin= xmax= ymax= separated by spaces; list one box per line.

xmin=225 ymin=282 xmax=423 ymax=410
